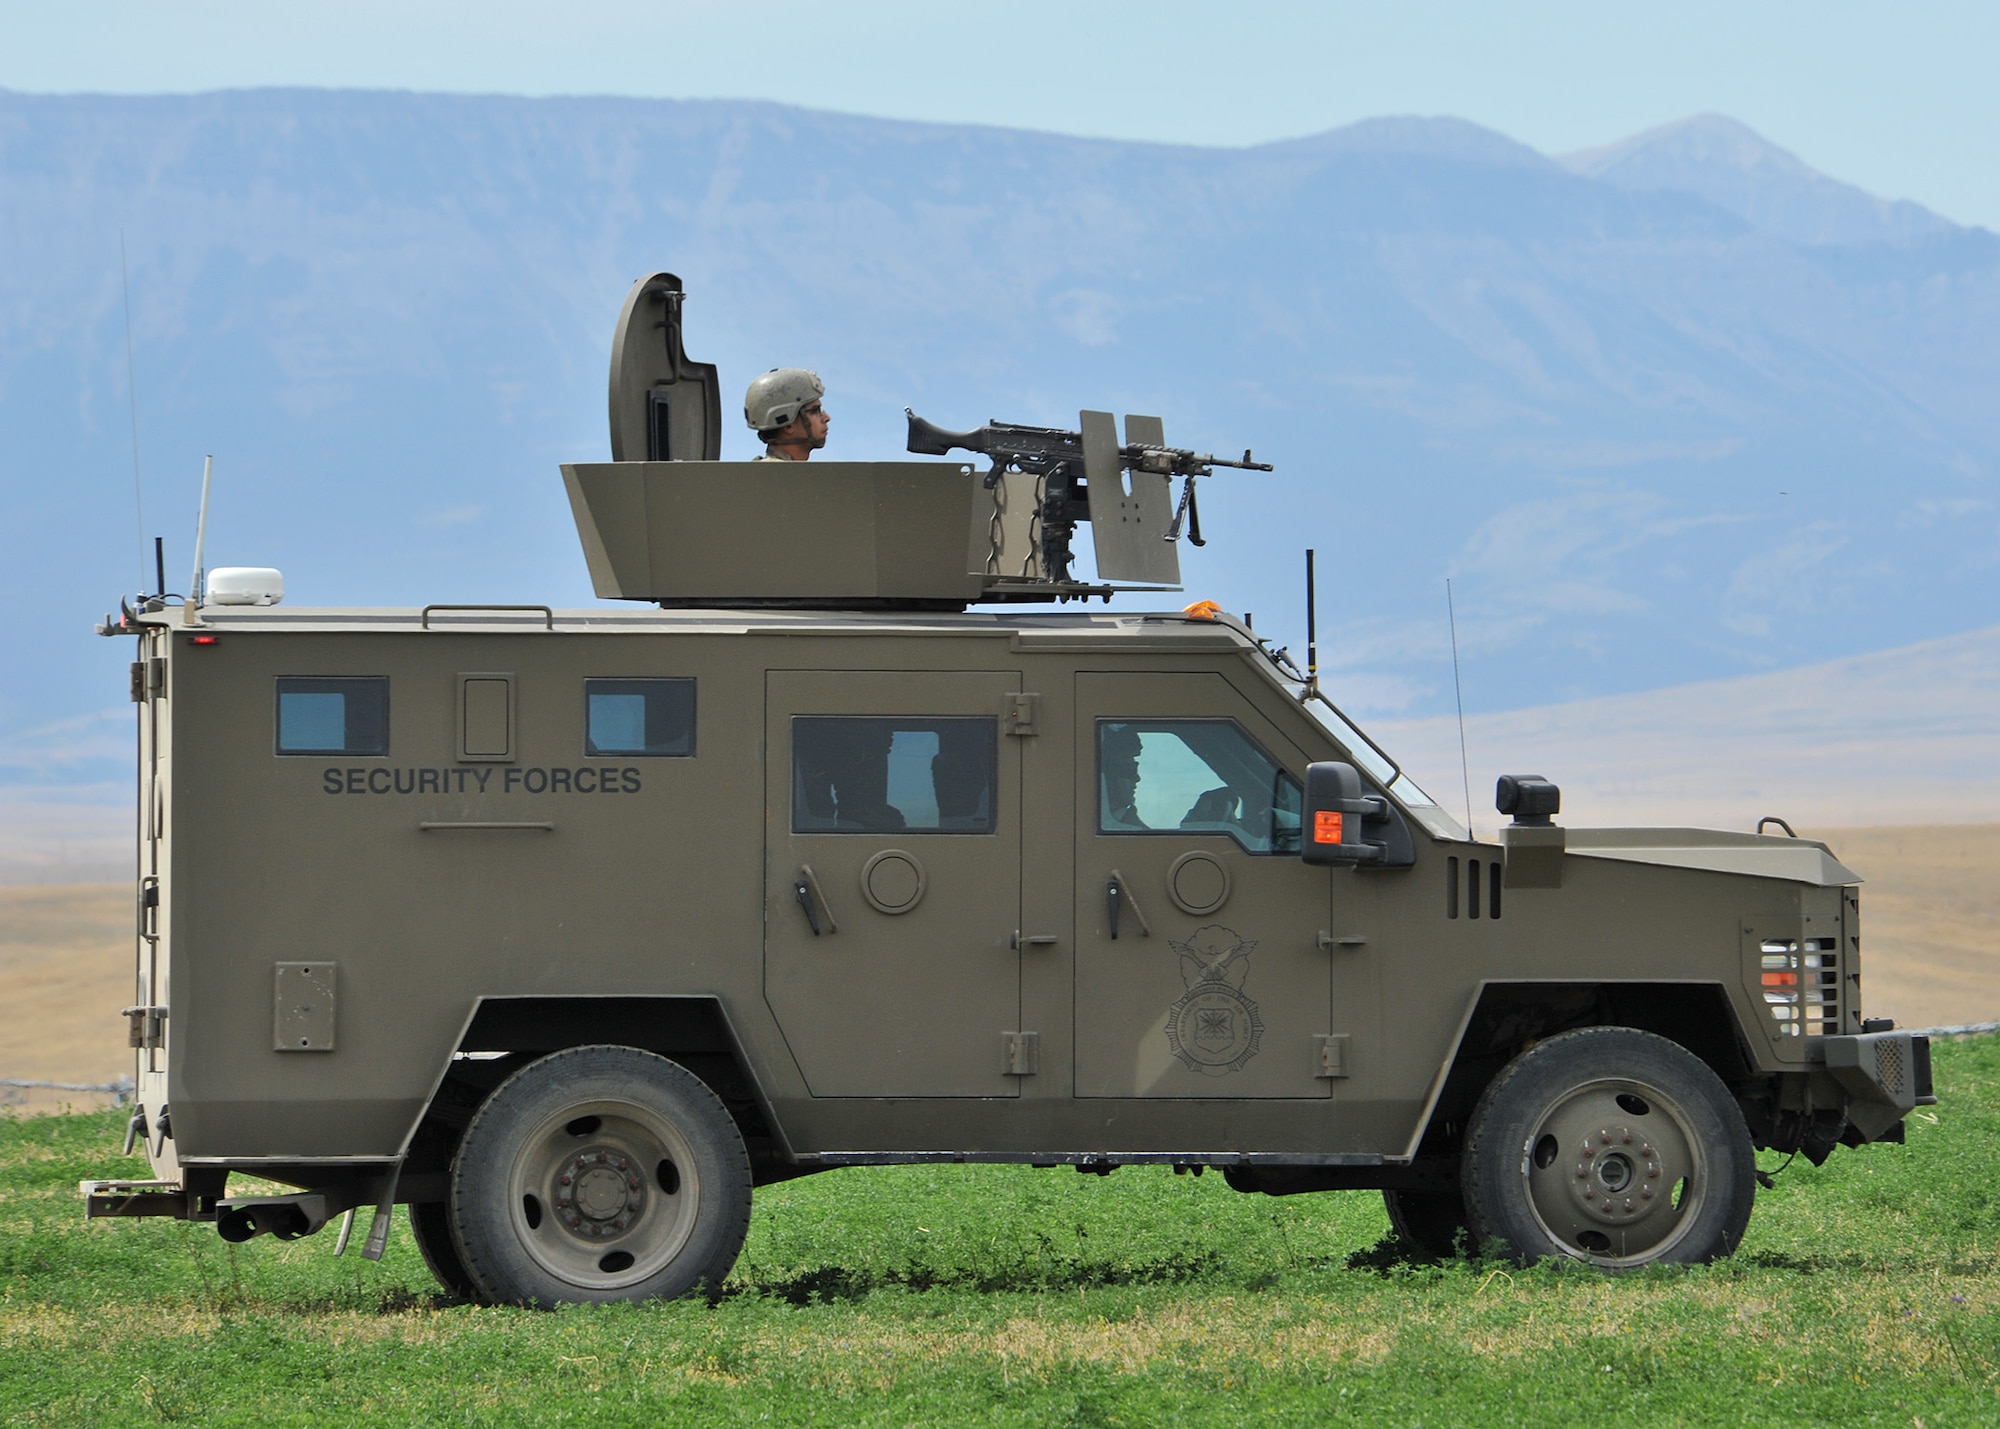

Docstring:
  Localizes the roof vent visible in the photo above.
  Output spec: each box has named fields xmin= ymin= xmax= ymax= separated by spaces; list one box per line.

xmin=205 ymin=567 xmax=285 ymax=607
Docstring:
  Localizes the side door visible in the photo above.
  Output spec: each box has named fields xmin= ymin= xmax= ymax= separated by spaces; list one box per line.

xmin=764 ymin=670 xmax=1023 ymax=1097
xmin=1073 ymin=671 xmax=1332 ymax=1098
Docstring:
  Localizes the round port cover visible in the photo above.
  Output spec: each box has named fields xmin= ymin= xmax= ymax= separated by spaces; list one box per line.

xmin=861 ymin=850 xmax=926 ymax=914
xmin=1168 ymin=851 xmax=1231 ymax=916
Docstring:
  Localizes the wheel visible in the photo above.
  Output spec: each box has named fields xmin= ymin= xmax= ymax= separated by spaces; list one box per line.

xmin=1383 ymin=1187 xmax=1471 ymax=1260
xmin=447 ymin=1045 xmax=752 ymax=1305
xmin=1460 ymin=1027 xmax=1755 ymax=1268
xmin=407 ymin=1200 xmax=476 ymax=1300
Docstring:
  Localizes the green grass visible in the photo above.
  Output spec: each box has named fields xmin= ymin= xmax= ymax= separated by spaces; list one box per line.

xmin=4 ymin=1041 xmax=1999 ymax=1426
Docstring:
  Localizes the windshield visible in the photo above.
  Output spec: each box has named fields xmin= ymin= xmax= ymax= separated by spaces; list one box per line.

xmin=1294 ymin=688 xmax=1401 ymax=788
xmin=1292 ymin=685 xmax=1470 ymax=840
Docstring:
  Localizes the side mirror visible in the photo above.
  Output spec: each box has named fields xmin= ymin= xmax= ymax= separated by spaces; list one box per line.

xmin=1301 ymin=761 xmax=1414 ymax=867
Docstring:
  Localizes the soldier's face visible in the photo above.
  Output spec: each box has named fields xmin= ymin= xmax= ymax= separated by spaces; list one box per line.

xmin=799 ymin=400 xmax=829 ymax=449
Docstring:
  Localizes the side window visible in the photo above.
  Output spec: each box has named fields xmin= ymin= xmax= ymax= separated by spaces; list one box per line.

xmin=1097 ymin=719 xmax=1302 ymax=854
xmin=792 ymin=717 xmax=996 ymax=833
xmin=585 ymin=678 xmax=695 ymax=757
xmin=276 ymin=677 xmax=389 ymax=756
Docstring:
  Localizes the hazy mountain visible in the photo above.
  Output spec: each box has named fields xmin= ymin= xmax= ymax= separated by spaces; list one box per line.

xmin=1376 ymin=622 xmax=2000 ymax=835
xmin=2 ymin=90 xmax=1996 ymax=834
xmin=1558 ymin=113 xmax=1957 ymax=247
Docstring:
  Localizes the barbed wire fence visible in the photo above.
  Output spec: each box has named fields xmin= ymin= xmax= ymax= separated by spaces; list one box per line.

xmin=0 ymin=1077 xmax=135 ymax=1105
xmin=1906 ymin=1022 xmax=2000 ymax=1038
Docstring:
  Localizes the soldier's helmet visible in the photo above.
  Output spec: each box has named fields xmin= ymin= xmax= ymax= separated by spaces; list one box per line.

xmin=744 ymin=368 xmax=825 ymax=435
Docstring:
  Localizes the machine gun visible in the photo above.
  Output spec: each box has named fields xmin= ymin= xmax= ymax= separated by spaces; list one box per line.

xmin=905 ymin=408 xmax=1271 ymax=585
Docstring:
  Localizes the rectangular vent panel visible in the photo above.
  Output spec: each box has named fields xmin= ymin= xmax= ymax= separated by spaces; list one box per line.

xmin=1446 ymin=857 xmax=1503 ymax=920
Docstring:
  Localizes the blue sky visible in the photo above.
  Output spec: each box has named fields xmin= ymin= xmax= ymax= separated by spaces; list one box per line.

xmin=6 ymin=0 xmax=1999 ymax=229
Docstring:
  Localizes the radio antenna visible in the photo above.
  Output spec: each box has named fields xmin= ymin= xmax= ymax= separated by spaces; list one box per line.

xmin=120 ymin=230 xmax=146 ymax=593
xmin=184 ymin=455 xmax=213 ymax=625
xmin=1447 ymin=578 xmax=1473 ymax=835
xmin=1303 ymin=549 xmax=1319 ymax=700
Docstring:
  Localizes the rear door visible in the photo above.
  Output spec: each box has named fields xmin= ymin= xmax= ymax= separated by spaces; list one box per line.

xmin=764 ymin=670 xmax=1023 ymax=1096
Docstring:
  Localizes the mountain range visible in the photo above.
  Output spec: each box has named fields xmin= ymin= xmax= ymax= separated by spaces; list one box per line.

xmin=2 ymin=91 xmax=1995 ymax=852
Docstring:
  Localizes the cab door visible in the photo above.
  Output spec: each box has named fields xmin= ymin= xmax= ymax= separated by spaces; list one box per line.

xmin=1072 ymin=671 xmax=1332 ymax=1098
xmin=764 ymin=670 xmax=1023 ymax=1097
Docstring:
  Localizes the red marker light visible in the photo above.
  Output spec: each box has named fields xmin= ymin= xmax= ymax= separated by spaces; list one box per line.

xmin=187 ymin=635 xmax=221 ymax=646
xmin=1314 ymin=810 xmax=1343 ymax=844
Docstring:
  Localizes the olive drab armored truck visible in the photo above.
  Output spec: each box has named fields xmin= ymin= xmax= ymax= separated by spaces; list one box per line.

xmin=83 ymin=273 xmax=1932 ymax=1303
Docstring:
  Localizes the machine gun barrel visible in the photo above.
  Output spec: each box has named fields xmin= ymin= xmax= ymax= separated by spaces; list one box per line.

xmin=1123 ymin=444 xmax=1273 ymax=476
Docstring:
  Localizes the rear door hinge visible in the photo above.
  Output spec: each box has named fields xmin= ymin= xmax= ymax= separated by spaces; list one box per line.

xmin=122 ymin=1005 xmax=167 ymax=1050
xmin=1003 ymin=1030 xmax=1040 ymax=1076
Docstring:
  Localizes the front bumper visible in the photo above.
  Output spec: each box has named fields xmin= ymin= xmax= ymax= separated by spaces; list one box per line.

xmin=1820 ymin=1030 xmax=1936 ymax=1141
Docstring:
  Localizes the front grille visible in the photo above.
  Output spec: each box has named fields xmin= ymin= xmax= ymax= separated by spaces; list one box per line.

xmin=1761 ymin=936 xmax=1841 ymax=1037
xmin=1876 ymin=1038 xmax=1906 ymax=1097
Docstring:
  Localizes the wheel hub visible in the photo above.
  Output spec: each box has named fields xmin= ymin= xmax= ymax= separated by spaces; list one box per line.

xmin=552 ymin=1146 xmax=646 ymax=1237
xmin=1567 ymin=1124 xmax=1663 ymax=1223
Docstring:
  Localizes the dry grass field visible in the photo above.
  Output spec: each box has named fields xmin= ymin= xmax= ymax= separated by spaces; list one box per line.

xmin=0 ymin=881 xmax=133 ymax=1111
xmin=2 ymin=823 xmax=1993 ymax=1112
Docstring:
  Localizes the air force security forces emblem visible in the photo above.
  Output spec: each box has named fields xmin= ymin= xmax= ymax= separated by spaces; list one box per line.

xmin=1164 ymin=924 xmax=1264 ymax=1076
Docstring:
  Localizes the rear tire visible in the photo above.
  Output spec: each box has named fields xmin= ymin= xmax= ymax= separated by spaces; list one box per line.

xmin=447 ymin=1045 xmax=752 ymax=1306
xmin=1383 ymin=1187 xmax=1471 ymax=1260
xmin=1461 ymin=1027 xmax=1754 ymax=1268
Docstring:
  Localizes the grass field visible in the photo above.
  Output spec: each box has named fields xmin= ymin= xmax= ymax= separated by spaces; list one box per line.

xmin=2 ymin=1041 xmax=1996 ymax=1425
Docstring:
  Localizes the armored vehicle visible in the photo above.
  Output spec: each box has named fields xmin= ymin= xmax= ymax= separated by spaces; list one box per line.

xmin=84 ymin=274 xmax=1930 ymax=1303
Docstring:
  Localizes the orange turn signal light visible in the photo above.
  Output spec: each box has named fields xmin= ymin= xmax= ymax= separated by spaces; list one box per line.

xmin=1314 ymin=810 xmax=1344 ymax=844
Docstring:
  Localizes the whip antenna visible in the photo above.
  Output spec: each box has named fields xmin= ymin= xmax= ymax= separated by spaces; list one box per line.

xmin=1447 ymin=578 xmax=1473 ymax=835
xmin=121 ymin=230 xmax=146 ymax=593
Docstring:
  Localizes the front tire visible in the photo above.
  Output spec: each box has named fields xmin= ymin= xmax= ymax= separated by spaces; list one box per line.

xmin=1461 ymin=1027 xmax=1755 ymax=1268
xmin=447 ymin=1045 xmax=752 ymax=1305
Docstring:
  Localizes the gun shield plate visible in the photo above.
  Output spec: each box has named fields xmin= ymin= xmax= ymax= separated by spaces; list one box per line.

xmin=1087 ymin=412 xmax=1181 ymax=585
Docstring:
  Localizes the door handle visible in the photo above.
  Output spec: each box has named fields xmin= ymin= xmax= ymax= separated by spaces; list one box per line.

xmin=794 ymin=864 xmax=838 ymax=936
xmin=1106 ymin=870 xmax=1151 ymax=940
xmin=1011 ymin=931 xmax=1059 ymax=950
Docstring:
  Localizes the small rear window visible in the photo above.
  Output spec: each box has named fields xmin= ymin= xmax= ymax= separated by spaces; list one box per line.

xmin=276 ymin=677 xmax=389 ymax=756
xmin=585 ymin=678 xmax=695 ymax=757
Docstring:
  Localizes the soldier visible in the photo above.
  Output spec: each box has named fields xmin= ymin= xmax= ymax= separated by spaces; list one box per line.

xmin=1101 ymin=723 xmax=1148 ymax=830
xmin=744 ymin=368 xmax=829 ymax=461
